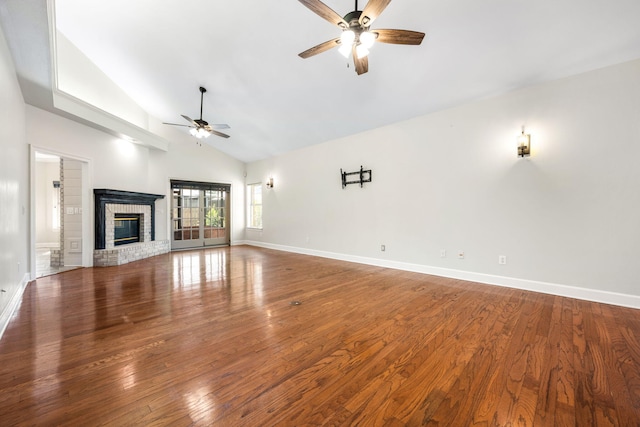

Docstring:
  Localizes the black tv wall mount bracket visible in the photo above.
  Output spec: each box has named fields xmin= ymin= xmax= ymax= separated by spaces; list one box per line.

xmin=341 ymin=166 xmax=372 ymax=189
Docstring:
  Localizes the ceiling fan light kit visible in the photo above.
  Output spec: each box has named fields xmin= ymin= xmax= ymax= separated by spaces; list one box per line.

xmin=298 ymin=0 xmax=425 ymax=75
xmin=190 ymin=127 xmax=210 ymax=139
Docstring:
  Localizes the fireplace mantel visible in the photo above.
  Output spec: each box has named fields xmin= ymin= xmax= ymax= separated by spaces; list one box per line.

xmin=94 ymin=189 xmax=164 ymax=250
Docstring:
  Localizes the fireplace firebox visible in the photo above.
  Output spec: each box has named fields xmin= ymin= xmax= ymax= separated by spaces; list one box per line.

xmin=114 ymin=213 xmax=141 ymax=246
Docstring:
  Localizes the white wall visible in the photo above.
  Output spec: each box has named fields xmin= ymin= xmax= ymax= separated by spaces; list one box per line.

xmin=26 ymin=104 xmax=246 ymax=250
xmin=0 ymin=23 xmax=29 ymax=335
xmin=245 ymin=58 xmax=640 ymax=305
xmin=34 ymin=160 xmax=60 ymax=245
xmin=62 ymin=158 xmax=83 ymax=265
xmin=56 ymin=32 xmax=149 ymax=129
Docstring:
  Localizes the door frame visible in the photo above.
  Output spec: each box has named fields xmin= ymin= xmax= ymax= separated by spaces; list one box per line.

xmin=30 ymin=145 xmax=93 ymax=279
xmin=170 ymin=180 xmax=231 ymax=250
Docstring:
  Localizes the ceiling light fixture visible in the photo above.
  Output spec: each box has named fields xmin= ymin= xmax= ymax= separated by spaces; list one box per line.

xmin=359 ymin=31 xmax=375 ymax=49
xmin=298 ymin=0 xmax=425 ymax=76
xmin=338 ymin=30 xmax=355 ymax=57
xmin=190 ymin=127 xmax=211 ymax=139
xmin=356 ymin=43 xmax=369 ymax=59
xmin=339 ymin=29 xmax=376 ymax=59
xmin=163 ymin=87 xmax=230 ymax=141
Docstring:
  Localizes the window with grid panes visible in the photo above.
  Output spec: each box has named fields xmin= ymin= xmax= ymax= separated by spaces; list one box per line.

xmin=247 ymin=183 xmax=262 ymax=229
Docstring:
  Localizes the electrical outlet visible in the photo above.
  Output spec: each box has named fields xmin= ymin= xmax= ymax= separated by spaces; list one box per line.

xmin=440 ymin=249 xmax=446 ymax=258
xmin=457 ymin=251 xmax=464 ymax=259
xmin=381 ymin=244 xmax=386 ymax=252
xmin=498 ymin=255 xmax=507 ymax=265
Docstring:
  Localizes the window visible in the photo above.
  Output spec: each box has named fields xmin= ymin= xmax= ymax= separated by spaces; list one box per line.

xmin=247 ymin=183 xmax=262 ymax=229
xmin=52 ymin=181 xmax=60 ymax=230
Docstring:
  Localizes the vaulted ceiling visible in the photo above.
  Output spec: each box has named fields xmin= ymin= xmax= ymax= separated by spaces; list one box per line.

xmin=2 ymin=0 xmax=640 ymax=163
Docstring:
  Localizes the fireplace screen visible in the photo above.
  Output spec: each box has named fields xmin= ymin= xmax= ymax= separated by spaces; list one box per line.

xmin=114 ymin=213 xmax=141 ymax=246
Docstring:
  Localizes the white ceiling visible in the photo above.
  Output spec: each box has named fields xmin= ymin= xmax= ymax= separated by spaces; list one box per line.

xmin=13 ymin=1 xmax=640 ymax=162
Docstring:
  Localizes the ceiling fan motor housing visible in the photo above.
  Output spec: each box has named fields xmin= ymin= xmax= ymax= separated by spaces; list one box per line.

xmin=344 ymin=10 xmax=364 ymax=28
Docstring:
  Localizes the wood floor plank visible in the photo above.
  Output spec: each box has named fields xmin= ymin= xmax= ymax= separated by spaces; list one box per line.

xmin=532 ymin=296 xmax=565 ymax=426
xmin=0 ymin=246 xmax=639 ymax=425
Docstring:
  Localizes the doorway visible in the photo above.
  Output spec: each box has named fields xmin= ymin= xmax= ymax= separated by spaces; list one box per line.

xmin=171 ymin=180 xmax=230 ymax=250
xmin=32 ymin=149 xmax=89 ymax=277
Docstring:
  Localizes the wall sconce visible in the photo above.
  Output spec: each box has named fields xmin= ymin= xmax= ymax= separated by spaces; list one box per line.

xmin=266 ymin=176 xmax=274 ymax=189
xmin=517 ymin=127 xmax=531 ymax=157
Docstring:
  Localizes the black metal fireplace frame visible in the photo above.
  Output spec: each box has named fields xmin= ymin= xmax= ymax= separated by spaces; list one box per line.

xmin=114 ymin=213 xmax=142 ymax=246
xmin=94 ymin=189 xmax=165 ymax=250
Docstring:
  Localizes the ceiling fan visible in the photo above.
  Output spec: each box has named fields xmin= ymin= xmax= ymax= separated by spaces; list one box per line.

xmin=297 ymin=0 xmax=425 ymax=75
xmin=163 ymin=86 xmax=230 ymax=141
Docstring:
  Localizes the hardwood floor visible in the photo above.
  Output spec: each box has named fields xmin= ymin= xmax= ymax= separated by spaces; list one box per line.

xmin=1 ymin=245 xmax=639 ymax=426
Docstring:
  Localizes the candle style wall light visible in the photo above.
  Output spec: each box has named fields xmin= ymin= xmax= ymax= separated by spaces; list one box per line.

xmin=518 ymin=127 xmax=531 ymax=157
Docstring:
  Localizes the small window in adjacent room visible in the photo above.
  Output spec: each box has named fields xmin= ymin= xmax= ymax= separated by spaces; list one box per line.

xmin=52 ymin=181 xmax=61 ymax=230
xmin=247 ymin=183 xmax=263 ymax=229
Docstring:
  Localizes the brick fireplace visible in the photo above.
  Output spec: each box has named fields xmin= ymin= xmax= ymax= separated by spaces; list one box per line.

xmin=93 ymin=189 xmax=170 ymax=266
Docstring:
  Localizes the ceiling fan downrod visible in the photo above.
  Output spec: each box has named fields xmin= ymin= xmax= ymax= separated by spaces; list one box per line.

xmin=199 ymin=86 xmax=206 ymax=120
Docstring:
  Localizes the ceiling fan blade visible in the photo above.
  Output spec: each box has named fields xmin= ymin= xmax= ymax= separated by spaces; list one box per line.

xmin=181 ymin=114 xmax=199 ymax=127
xmin=352 ymin=45 xmax=369 ymax=75
xmin=373 ymin=29 xmax=425 ymax=45
xmin=163 ymin=122 xmax=193 ymax=128
xmin=204 ymin=124 xmax=230 ymax=132
xmin=210 ymin=130 xmax=230 ymax=139
xmin=299 ymin=37 xmax=341 ymax=59
xmin=298 ymin=0 xmax=348 ymax=28
xmin=359 ymin=0 xmax=392 ymax=27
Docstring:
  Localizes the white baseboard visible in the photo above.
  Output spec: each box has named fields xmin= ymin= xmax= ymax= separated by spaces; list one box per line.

xmin=241 ymin=241 xmax=640 ymax=310
xmin=0 ymin=273 xmax=30 ymax=341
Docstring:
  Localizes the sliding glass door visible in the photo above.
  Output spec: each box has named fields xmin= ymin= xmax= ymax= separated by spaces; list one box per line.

xmin=171 ymin=181 xmax=230 ymax=250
